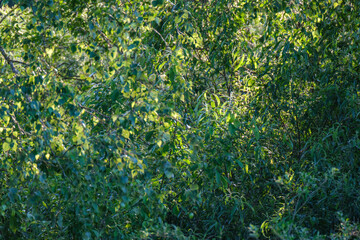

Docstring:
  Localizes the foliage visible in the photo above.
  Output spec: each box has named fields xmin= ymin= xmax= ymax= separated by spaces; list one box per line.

xmin=0 ymin=0 xmax=359 ymax=239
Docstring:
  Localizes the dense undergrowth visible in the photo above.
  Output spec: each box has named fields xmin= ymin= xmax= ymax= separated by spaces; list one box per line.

xmin=0 ymin=0 xmax=359 ymax=239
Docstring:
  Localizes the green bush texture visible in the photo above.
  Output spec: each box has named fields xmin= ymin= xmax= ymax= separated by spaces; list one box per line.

xmin=0 ymin=0 xmax=359 ymax=239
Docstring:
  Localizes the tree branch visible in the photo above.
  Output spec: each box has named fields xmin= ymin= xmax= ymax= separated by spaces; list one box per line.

xmin=0 ymin=45 xmax=19 ymax=74
xmin=78 ymin=103 xmax=110 ymax=119
xmin=8 ymin=112 xmax=30 ymax=135
xmin=0 ymin=4 xmax=17 ymax=25
xmin=12 ymin=60 xmax=29 ymax=66
xmin=152 ymin=28 xmax=169 ymax=47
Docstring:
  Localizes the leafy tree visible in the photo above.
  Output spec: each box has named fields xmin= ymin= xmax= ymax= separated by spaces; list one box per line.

xmin=0 ymin=0 xmax=359 ymax=239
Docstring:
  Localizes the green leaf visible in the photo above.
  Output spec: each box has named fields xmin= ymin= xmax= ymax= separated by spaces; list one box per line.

xmin=214 ymin=94 xmax=220 ymax=106
xmin=169 ymin=67 xmax=176 ymax=82
xmin=70 ymin=44 xmax=77 ymax=53
xmin=2 ymin=142 xmax=10 ymax=152
xmin=229 ymin=123 xmax=237 ymax=135
xmin=165 ymin=170 xmax=174 ymax=178
xmin=215 ymin=171 xmax=221 ymax=185
xmin=122 ymin=129 xmax=130 ymax=139
xmin=89 ymin=21 xmax=94 ymax=30
xmin=254 ymin=125 xmax=259 ymax=140
xmin=158 ymin=61 xmax=167 ymax=71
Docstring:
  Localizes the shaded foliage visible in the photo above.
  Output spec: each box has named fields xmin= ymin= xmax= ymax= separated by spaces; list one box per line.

xmin=0 ymin=0 xmax=359 ymax=239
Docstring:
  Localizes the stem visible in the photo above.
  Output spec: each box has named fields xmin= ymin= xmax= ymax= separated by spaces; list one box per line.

xmin=0 ymin=4 xmax=17 ymax=25
xmin=0 ymin=45 xmax=19 ymax=74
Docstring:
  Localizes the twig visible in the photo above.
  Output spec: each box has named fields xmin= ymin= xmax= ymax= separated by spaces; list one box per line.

xmin=8 ymin=112 xmax=30 ymax=135
xmin=78 ymin=103 xmax=110 ymax=119
xmin=167 ymin=0 xmax=175 ymax=6
xmin=11 ymin=60 xmax=29 ymax=66
xmin=94 ymin=23 xmax=113 ymax=48
xmin=0 ymin=4 xmax=17 ymax=25
xmin=57 ymin=72 xmax=87 ymax=81
xmin=60 ymin=144 xmax=79 ymax=158
xmin=0 ymin=45 xmax=19 ymax=74
xmin=153 ymin=28 xmax=168 ymax=47
xmin=222 ymin=68 xmax=231 ymax=98
xmin=92 ymin=18 xmax=123 ymax=55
